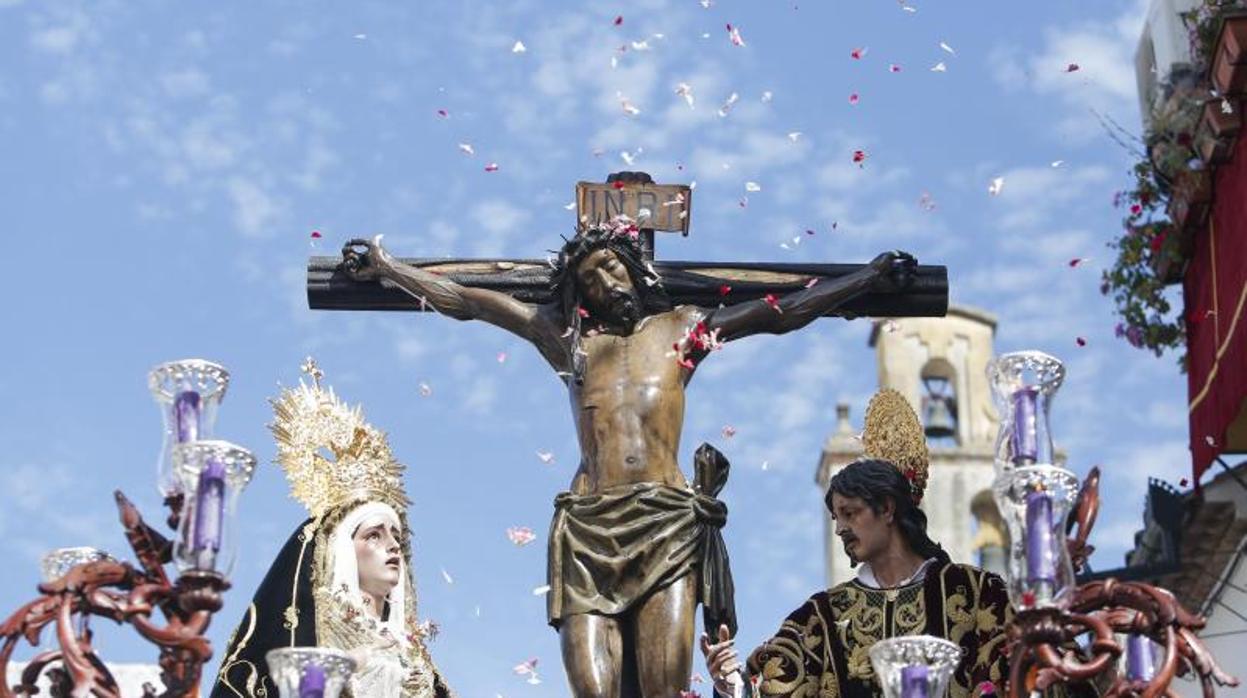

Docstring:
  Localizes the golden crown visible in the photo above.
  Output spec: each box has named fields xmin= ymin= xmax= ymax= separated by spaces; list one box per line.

xmin=269 ymin=359 xmax=410 ymax=519
xmin=861 ymin=388 xmax=930 ymax=501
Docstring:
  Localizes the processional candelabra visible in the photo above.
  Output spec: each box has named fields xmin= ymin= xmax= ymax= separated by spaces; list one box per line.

xmin=987 ymin=352 xmax=1238 ymax=698
xmin=866 ymin=352 xmax=1239 ymax=698
xmin=0 ymin=360 xmax=257 ymax=698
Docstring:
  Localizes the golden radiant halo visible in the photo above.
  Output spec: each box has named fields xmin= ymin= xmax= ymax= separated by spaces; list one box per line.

xmin=861 ymin=388 xmax=930 ymax=501
xmin=269 ymin=366 xmax=410 ymax=520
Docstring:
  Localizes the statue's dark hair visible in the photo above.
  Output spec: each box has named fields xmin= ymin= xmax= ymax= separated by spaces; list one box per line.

xmin=549 ymin=226 xmax=671 ymax=325
xmin=549 ymin=225 xmax=672 ymax=384
xmin=825 ymin=458 xmax=950 ymax=564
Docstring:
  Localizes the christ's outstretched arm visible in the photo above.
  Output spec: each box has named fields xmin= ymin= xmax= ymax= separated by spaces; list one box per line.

xmin=702 ymin=250 xmax=916 ymax=342
xmin=341 ymin=236 xmax=566 ymax=361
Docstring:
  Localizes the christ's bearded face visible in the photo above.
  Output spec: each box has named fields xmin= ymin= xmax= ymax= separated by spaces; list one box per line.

xmin=575 ymin=248 xmax=641 ymax=329
xmin=353 ymin=514 xmax=402 ymax=601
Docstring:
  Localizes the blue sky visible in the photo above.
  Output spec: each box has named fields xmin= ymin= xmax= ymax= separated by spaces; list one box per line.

xmin=0 ymin=0 xmax=1198 ymax=695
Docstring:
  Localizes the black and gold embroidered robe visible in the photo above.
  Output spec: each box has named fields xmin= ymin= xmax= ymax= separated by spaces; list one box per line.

xmin=745 ymin=562 xmax=1010 ymax=698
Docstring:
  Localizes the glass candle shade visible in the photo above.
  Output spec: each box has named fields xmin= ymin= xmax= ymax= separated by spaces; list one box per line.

xmin=868 ymin=636 xmax=963 ymax=698
xmin=265 ymin=648 xmax=356 ymax=698
xmin=149 ymin=360 xmax=230 ymax=496
xmin=986 ymin=351 xmax=1064 ymax=472
xmin=992 ymin=465 xmax=1080 ymax=609
xmin=40 ymin=547 xmax=116 ymax=583
xmin=172 ymin=440 xmax=255 ymax=576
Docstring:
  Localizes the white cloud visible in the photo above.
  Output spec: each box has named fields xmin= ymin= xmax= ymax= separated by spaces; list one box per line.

xmin=159 ymin=69 xmax=211 ymax=99
xmin=226 ymin=177 xmax=285 ymax=237
xmin=989 ymin=0 xmax=1149 ymax=140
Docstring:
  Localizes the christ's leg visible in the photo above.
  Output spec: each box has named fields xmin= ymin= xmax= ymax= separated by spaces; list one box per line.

xmin=560 ymin=612 xmax=624 ymax=698
xmin=631 ymin=573 xmax=697 ymax=697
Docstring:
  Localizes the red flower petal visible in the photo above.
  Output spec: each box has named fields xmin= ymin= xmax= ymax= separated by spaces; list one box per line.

xmin=310 ymin=230 xmax=322 ymax=239
xmin=614 ymin=15 xmax=623 ymax=25
xmin=1076 ymin=337 xmax=1086 ymax=346
xmin=436 ymin=109 xmax=448 ymax=118
xmin=1180 ymin=478 xmax=1190 ymax=487
xmin=613 ymin=181 xmax=625 ymax=189
xmin=852 ymin=149 xmax=867 ymax=163
xmin=1066 ymin=63 xmax=1080 ymax=72
xmin=718 ymin=284 xmax=732 ymax=296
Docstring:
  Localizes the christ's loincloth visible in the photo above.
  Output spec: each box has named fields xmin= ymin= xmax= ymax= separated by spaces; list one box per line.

xmin=546 ymin=444 xmax=736 ymax=634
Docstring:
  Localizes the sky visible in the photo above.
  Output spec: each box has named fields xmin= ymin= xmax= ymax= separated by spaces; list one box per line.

xmin=0 ymin=0 xmax=1208 ymax=695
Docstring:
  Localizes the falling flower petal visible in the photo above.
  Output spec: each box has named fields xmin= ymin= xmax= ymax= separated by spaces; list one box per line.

xmin=1068 ymin=257 xmax=1089 ymax=268
xmin=564 ymin=201 xmax=576 ymax=210
xmin=513 ymin=659 xmax=539 ymax=676
xmin=726 ymin=23 xmax=746 ymax=46
xmin=613 ymin=15 xmax=623 ymax=26
xmin=977 ymin=681 xmax=996 ymax=696
xmin=721 ymin=425 xmax=737 ymax=438
xmin=1222 ymin=98 xmax=1234 ymax=114
xmin=930 ymin=61 xmax=946 ymax=72
xmin=440 ymin=568 xmax=454 ymax=584
xmin=533 ymin=584 xmax=551 ymax=595
xmin=497 ymin=351 xmax=508 ymax=363
xmin=458 ymin=143 xmax=475 ymax=156
xmin=805 ymin=277 xmax=820 ymax=288
xmin=1065 ymin=63 xmax=1079 ymax=72
xmin=889 ymin=64 xmax=902 ymax=72
xmin=764 ymin=294 xmax=783 ymax=313
xmin=619 ymin=94 xmax=641 ymax=116
xmin=940 ymin=41 xmax=955 ymax=54
xmin=675 ymin=82 xmax=695 ymax=108
xmin=848 ymin=93 xmax=860 ymax=105
xmin=918 ymin=191 xmax=937 ymax=211
xmin=761 ymin=90 xmax=773 ymax=103
xmin=787 ymin=131 xmax=803 ymax=142
xmin=485 ymin=162 xmax=499 ymax=172
xmin=310 ymin=230 xmax=322 ymax=239
xmin=1180 ymin=478 xmax=1190 ymax=487
xmin=852 ymin=149 xmax=867 ymax=165
xmin=436 ymin=109 xmax=449 ymax=118
xmin=692 ymin=674 xmax=706 ymax=685
xmin=512 ymin=40 xmax=527 ymax=53
xmin=718 ymin=284 xmax=732 ymax=296
xmin=988 ymin=176 xmax=1004 ymax=196
xmin=881 ymin=319 xmax=900 ymax=333
xmin=1075 ymin=337 xmax=1086 ymax=347
xmin=506 ymin=526 xmax=537 ymax=546
xmin=353 ymin=33 xmax=367 ymax=40
xmin=717 ymin=92 xmax=739 ymax=118
xmin=536 ymin=450 xmax=555 ymax=464
xmin=1051 ymin=160 xmax=1065 ymax=168
xmin=851 ymin=47 xmax=867 ymax=60
xmin=1205 ymin=435 xmax=1217 ymax=447
xmin=418 ymin=382 xmax=433 ymax=397
xmin=745 ymin=181 xmax=761 ymax=192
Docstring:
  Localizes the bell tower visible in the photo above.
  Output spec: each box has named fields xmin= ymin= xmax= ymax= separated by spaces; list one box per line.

xmin=817 ymin=305 xmax=1007 ymax=586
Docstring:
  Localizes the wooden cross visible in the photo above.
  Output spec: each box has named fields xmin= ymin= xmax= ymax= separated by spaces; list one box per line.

xmin=306 ymin=172 xmax=947 ymax=319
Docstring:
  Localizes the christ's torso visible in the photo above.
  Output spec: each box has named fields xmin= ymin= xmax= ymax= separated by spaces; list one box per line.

xmin=567 ymin=306 xmax=702 ymax=493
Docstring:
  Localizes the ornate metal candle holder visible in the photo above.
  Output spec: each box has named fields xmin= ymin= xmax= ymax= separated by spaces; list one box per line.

xmin=0 ymin=360 xmax=253 ymax=698
xmin=265 ymin=648 xmax=356 ymax=698
xmin=868 ymin=636 xmax=963 ymax=698
xmin=991 ymin=353 xmax=1238 ymax=697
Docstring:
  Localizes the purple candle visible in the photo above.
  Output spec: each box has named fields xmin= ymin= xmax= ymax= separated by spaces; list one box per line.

xmin=299 ymin=663 xmax=326 ymax=698
xmin=174 ymin=390 xmax=201 ymax=443
xmin=1024 ymin=491 xmax=1057 ymax=594
xmin=1125 ymin=634 xmax=1156 ymax=681
xmin=900 ymin=665 xmax=929 ymax=698
xmin=1010 ymin=388 xmax=1038 ymax=464
xmin=192 ymin=458 xmax=226 ymax=570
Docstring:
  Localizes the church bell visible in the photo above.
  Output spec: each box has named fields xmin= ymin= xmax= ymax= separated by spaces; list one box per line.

xmin=921 ymin=377 xmax=957 ymax=440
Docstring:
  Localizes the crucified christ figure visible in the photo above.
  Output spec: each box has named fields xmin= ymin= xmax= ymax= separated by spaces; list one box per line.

xmin=340 ymin=221 xmax=916 ymax=698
